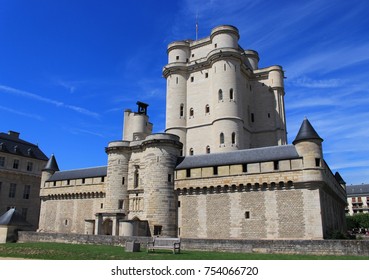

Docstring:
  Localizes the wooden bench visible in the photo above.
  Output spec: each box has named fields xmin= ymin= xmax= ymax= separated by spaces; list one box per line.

xmin=147 ymin=237 xmax=181 ymax=254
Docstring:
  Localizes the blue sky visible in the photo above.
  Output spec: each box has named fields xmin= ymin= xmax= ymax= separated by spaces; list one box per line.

xmin=1 ymin=0 xmax=368 ymax=185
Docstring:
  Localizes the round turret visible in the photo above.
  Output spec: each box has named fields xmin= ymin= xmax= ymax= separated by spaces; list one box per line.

xmin=244 ymin=50 xmax=259 ymax=70
xmin=268 ymin=66 xmax=284 ymax=88
xmin=167 ymin=41 xmax=191 ymax=64
xmin=210 ymin=25 xmax=240 ymax=49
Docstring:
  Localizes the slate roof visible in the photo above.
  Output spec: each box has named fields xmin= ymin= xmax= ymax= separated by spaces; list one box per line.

xmin=43 ymin=154 xmax=59 ymax=172
xmin=176 ymin=144 xmax=300 ymax=170
xmin=0 ymin=208 xmax=32 ymax=227
xmin=346 ymin=184 xmax=369 ymax=197
xmin=0 ymin=131 xmax=48 ymax=161
xmin=293 ymin=118 xmax=323 ymax=144
xmin=47 ymin=166 xmax=107 ymax=182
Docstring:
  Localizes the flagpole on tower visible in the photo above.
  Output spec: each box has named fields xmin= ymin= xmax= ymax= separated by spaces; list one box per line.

xmin=195 ymin=12 xmax=199 ymax=40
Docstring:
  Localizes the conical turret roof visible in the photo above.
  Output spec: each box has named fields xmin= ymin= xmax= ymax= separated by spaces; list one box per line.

xmin=293 ymin=118 xmax=323 ymax=145
xmin=43 ymin=154 xmax=59 ymax=172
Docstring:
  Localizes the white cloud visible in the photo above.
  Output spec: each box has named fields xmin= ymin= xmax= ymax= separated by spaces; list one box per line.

xmin=0 ymin=105 xmax=43 ymax=121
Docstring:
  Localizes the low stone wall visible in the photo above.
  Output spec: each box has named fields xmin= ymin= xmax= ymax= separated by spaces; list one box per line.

xmin=18 ymin=232 xmax=369 ymax=256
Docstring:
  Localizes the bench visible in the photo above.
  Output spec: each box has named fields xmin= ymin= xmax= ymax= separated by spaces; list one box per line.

xmin=147 ymin=237 xmax=181 ymax=254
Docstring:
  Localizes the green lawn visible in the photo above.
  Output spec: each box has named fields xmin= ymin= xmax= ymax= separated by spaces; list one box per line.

xmin=0 ymin=242 xmax=368 ymax=260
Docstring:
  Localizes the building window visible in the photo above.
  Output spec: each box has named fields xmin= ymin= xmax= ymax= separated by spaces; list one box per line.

xmin=189 ymin=108 xmax=194 ymax=117
xmin=134 ymin=170 xmax=139 ymax=188
xmin=0 ymin=157 xmax=5 ymax=167
xmin=26 ymin=162 xmax=33 ymax=171
xmin=122 ymin=177 xmax=125 ymax=185
xmin=205 ymin=104 xmax=210 ymax=114
xmin=214 ymin=43 xmax=217 ymax=48
xmin=251 ymin=113 xmax=255 ymax=123
xmin=230 ymin=88 xmax=234 ymax=100
xmin=205 ymin=73 xmax=209 ymax=78
xmin=100 ymin=203 xmax=104 ymax=209
xmin=218 ymin=89 xmax=223 ymax=101
xmin=176 ymin=77 xmax=179 ymax=84
xmin=9 ymin=183 xmax=16 ymax=198
xmin=213 ymin=166 xmax=218 ymax=175
xmin=154 ymin=225 xmax=162 ymax=236
xmin=315 ymin=158 xmax=321 ymax=167
xmin=65 ymin=220 xmax=68 ymax=226
xmin=176 ymin=55 xmax=179 ymax=60
xmin=186 ymin=169 xmax=191 ymax=178
xmin=268 ymin=113 xmax=271 ymax=118
xmin=274 ymin=161 xmax=279 ymax=170
xmin=178 ymin=201 xmax=181 ymax=207
xmin=168 ymin=174 xmax=172 ymax=183
xmin=13 ymin=159 xmax=19 ymax=169
xmin=242 ymin=164 xmax=248 ymax=173
xmin=189 ymin=148 xmax=194 ymax=156
xmin=23 ymin=185 xmax=31 ymax=199
xmin=224 ymin=64 xmax=226 ymax=71
xmin=206 ymin=146 xmax=211 ymax=154
xmin=245 ymin=211 xmax=250 ymax=219
xmin=180 ymin=104 xmax=184 ymax=117
xmin=231 ymin=132 xmax=236 ymax=145
xmin=220 ymin=133 xmax=225 ymax=145
xmin=82 ymin=178 xmax=86 ymax=184
xmin=101 ymin=176 xmax=105 ymax=182
xmin=190 ymin=76 xmax=194 ymax=82
xmin=118 ymin=200 xmax=124 ymax=210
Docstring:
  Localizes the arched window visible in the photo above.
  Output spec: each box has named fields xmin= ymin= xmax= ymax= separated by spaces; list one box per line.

xmin=189 ymin=108 xmax=194 ymax=117
xmin=206 ymin=146 xmax=211 ymax=154
xmin=205 ymin=104 xmax=210 ymax=114
xmin=189 ymin=148 xmax=194 ymax=156
xmin=231 ymin=132 xmax=236 ymax=145
xmin=218 ymin=89 xmax=223 ymax=101
xmin=220 ymin=133 xmax=224 ymax=145
xmin=180 ymin=104 xmax=184 ymax=117
xmin=230 ymin=88 xmax=234 ymax=100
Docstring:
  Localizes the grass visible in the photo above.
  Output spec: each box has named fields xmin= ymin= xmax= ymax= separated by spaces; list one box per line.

xmin=0 ymin=242 xmax=368 ymax=260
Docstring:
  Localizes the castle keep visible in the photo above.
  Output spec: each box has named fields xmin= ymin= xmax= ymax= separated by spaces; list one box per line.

xmin=38 ymin=25 xmax=347 ymax=239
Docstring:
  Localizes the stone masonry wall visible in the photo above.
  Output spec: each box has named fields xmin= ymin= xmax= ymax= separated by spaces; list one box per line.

xmin=18 ymin=232 xmax=369 ymax=256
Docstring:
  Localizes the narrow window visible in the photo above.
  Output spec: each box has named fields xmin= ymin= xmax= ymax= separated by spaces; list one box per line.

xmin=315 ymin=158 xmax=321 ymax=167
xmin=213 ymin=166 xmax=218 ymax=175
xmin=230 ymin=88 xmax=234 ymax=100
xmin=168 ymin=174 xmax=172 ymax=182
xmin=101 ymin=176 xmax=105 ymax=182
xmin=191 ymin=53 xmax=194 ymax=58
xmin=13 ymin=159 xmax=19 ymax=169
xmin=190 ymin=76 xmax=194 ymax=82
xmin=23 ymin=185 xmax=31 ymax=199
xmin=220 ymin=133 xmax=225 ymax=145
xmin=189 ymin=108 xmax=194 ymax=117
xmin=134 ymin=171 xmax=139 ymax=188
xmin=67 ymin=179 xmax=70 ymax=185
xmin=251 ymin=113 xmax=255 ymax=123
xmin=218 ymin=89 xmax=223 ymax=101
xmin=250 ymin=85 xmax=252 ymax=91
xmin=245 ymin=211 xmax=250 ymax=219
xmin=82 ymin=178 xmax=86 ymax=184
xmin=178 ymin=201 xmax=181 ymax=207
xmin=274 ymin=161 xmax=279 ymax=170
xmin=122 ymin=177 xmax=125 ymax=185
xmin=53 ymin=181 xmax=56 ymax=186
xmin=9 ymin=183 xmax=16 ymax=198
xmin=0 ymin=156 xmax=5 ymax=167
xmin=186 ymin=169 xmax=191 ymax=178
xmin=26 ymin=162 xmax=33 ymax=171
xmin=205 ymin=104 xmax=210 ymax=114
xmin=65 ymin=220 xmax=68 ymax=226
xmin=206 ymin=146 xmax=211 ymax=154
xmin=118 ymin=200 xmax=124 ymax=209
xmin=231 ymin=132 xmax=236 ymax=145
xmin=176 ymin=77 xmax=178 ymax=84
xmin=242 ymin=164 xmax=248 ymax=173
xmin=224 ymin=64 xmax=226 ymax=71
xmin=205 ymin=73 xmax=209 ymax=78
xmin=154 ymin=225 xmax=162 ymax=236
xmin=214 ymin=43 xmax=217 ymax=48
xmin=100 ymin=203 xmax=104 ymax=209
xmin=189 ymin=148 xmax=194 ymax=156
xmin=180 ymin=104 xmax=184 ymax=117
xmin=176 ymin=55 xmax=179 ymax=60
xmin=268 ymin=113 xmax=271 ymax=118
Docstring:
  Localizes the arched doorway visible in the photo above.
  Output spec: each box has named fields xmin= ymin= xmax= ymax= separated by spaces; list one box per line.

xmin=102 ymin=218 xmax=113 ymax=235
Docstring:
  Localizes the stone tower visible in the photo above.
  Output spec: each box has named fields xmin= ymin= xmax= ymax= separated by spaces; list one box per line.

xmin=163 ymin=25 xmax=287 ymax=156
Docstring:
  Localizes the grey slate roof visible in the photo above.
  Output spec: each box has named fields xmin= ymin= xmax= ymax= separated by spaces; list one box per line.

xmin=176 ymin=144 xmax=300 ymax=170
xmin=0 ymin=132 xmax=48 ymax=161
xmin=346 ymin=184 xmax=369 ymax=197
xmin=47 ymin=166 xmax=107 ymax=182
xmin=0 ymin=208 xmax=32 ymax=226
xmin=293 ymin=118 xmax=323 ymax=144
xmin=43 ymin=154 xmax=59 ymax=172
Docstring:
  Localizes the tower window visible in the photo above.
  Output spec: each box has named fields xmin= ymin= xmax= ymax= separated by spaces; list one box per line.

xmin=214 ymin=43 xmax=217 ymax=48
xmin=218 ymin=89 xmax=223 ymax=101
xmin=231 ymin=132 xmax=236 ymax=145
xmin=189 ymin=108 xmax=194 ymax=117
xmin=190 ymin=76 xmax=194 ymax=82
xmin=206 ymin=146 xmax=211 ymax=154
xmin=213 ymin=166 xmax=218 ymax=175
xmin=220 ymin=133 xmax=225 ymax=145
xmin=176 ymin=56 xmax=179 ymax=60
xmin=180 ymin=104 xmax=184 ymax=117
xmin=268 ymin=113 xmax=271 ymax=118
xmin=118 ymin=200 xmax=124 ymax=209
xmin=176 ymin=77 xmax=178 ymax=84
xmin=168 ymin=174 xmax=172 ymax=182
xmin=205 ymin=104 xmax=210 ymax=114
xmin=224 ymin=64 xmax=226 ymax=71
xmin=189 ymin=148 xmax=194 ymax=156
xmin=274 ymin=161 xmax=279 ymax=170
xmin=315 ymin=158 xmax=321 ymax=167
xmin=205 ymin=73 xmax=209 ymax=78
xmin=230 ymin=88 xmax=234 ymax=100
xmin=186 ymin=169 xmax=191 ymax=178
xmin=251 ymin=113 xmax=255 ymax=123
xmin=245 ymin=211 xmax=250 ymax=219
xmin=242 ymin=164 xmax=248 ymax=173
